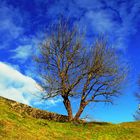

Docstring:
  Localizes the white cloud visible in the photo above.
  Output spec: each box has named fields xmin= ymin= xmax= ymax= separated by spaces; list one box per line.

xmin=10 ymin=32 xmax=44 ymax=63
xmin=45 ymin=0 xmax=140 ymax=49
xmin=0 ymin=61 xmax=61 ymax=108
xmin=11 ymin=45 xmax=33 ymax=62
xmin=86 ymin=10 xmax=115 ymax=33
xmin=77 ymin=0 xmax=140 ymax=49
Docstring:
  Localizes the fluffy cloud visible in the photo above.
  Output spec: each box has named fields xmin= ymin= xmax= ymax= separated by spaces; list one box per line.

xmin=0 ymin=61 xmax=61 ymax=108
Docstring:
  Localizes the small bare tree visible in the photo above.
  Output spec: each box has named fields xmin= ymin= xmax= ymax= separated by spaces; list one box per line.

xmin=134 ymin=110 xmax=140 ymax=121
xmin=134 ymin=83 xmax=140 ymax=120
xmin=35 ymin=19 xmax=127 ymax=121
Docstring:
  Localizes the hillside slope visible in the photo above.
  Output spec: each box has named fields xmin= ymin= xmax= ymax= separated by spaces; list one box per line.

xmin=0 ymin=96 xmax=140 ymax=140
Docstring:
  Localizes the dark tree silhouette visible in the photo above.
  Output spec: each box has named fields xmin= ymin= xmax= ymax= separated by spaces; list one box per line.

xmin=35 ymin=19 xmax=127 ymax=121
xmin=134 ymin=90 xmax=140 ymax=120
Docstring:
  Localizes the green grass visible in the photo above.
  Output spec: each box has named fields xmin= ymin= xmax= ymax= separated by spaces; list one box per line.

xmin=0 ymin=97 xmax=140 ymax=140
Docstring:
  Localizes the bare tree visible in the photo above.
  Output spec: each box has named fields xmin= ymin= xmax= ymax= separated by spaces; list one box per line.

xmin=35 ymin=19 xmax=127 ymax=121
xmin=134 ymin=81 xmax=140 ymax=120
xmin=134 ymin=110 xmax=140 ymax=121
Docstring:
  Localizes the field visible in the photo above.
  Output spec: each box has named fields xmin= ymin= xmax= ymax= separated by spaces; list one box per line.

xmin=0 ymin=97 xmax=140 ymax=140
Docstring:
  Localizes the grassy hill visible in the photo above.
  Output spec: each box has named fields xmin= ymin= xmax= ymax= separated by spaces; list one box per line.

xmin=0 ymin=96 xmax=140 ymax=140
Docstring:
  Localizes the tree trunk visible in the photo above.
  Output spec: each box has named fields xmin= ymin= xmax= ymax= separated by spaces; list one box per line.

xmin=74 ymin=101 xmax=88 ymax=121
xmin=63 ymin=97 xmax=73 ymax=121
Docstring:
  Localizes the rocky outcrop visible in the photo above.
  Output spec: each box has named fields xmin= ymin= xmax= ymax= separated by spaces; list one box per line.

xmin=1 ymin=97 xmax=68 ymax=122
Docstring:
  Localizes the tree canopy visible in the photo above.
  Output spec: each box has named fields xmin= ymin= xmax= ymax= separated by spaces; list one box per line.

xmin=35 ymin=19 xmax=127 ymax=121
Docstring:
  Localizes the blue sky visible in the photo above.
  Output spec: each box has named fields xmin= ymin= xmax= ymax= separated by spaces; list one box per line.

xmin=0 ymin=0 xmax=140 ymax=123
